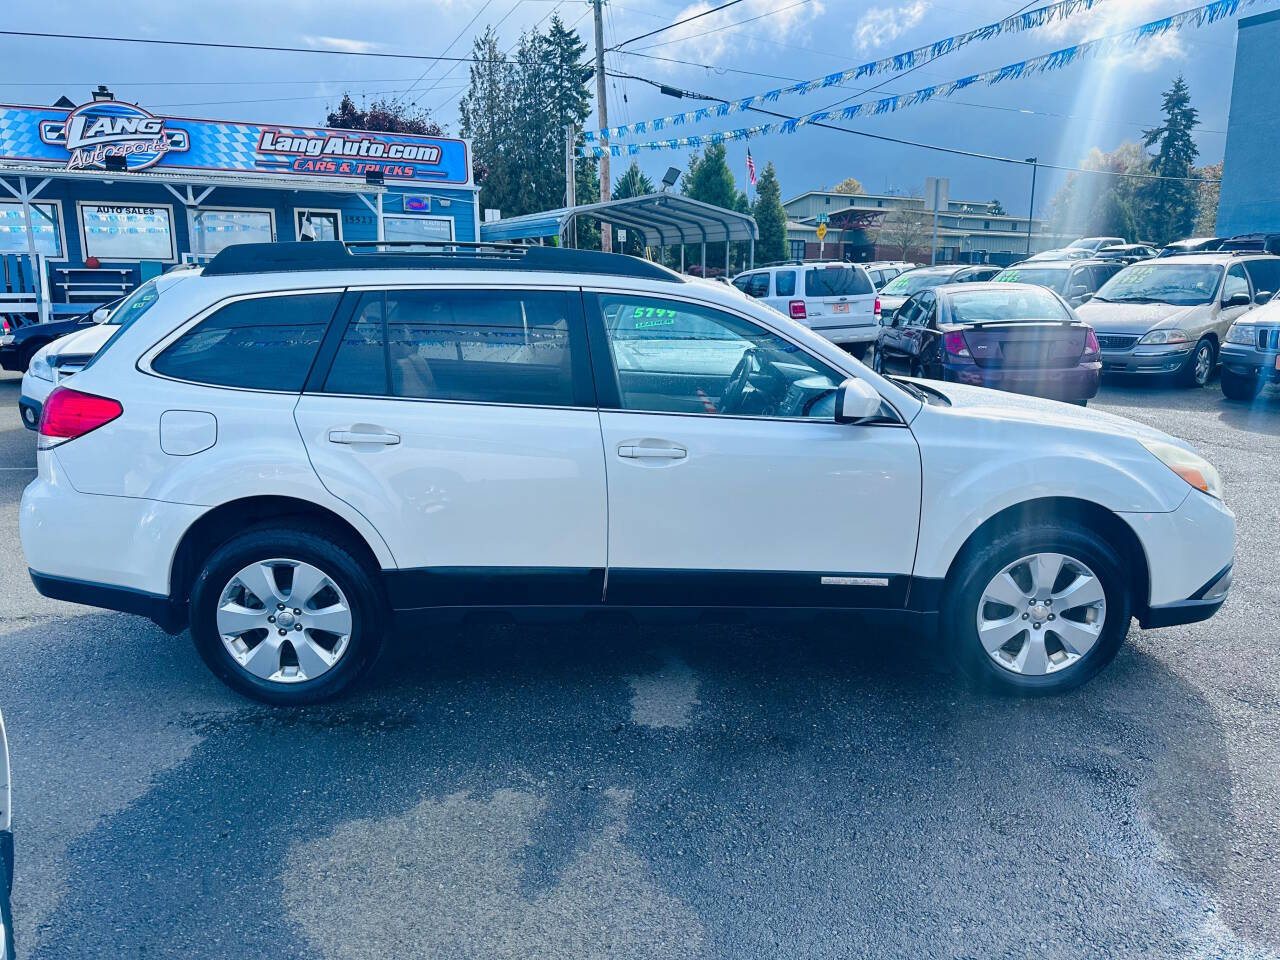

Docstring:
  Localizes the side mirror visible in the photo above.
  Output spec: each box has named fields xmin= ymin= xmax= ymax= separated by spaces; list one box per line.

xmin=1224 ymin=291 xmax=1252 ymax=308
xmin=834 ymin=378 xmax=884 ymax=424
xmin=1255 ymin=290 xmax=1274 ymax=305
xmin=91 ymin=307 xmax=111 ymax=323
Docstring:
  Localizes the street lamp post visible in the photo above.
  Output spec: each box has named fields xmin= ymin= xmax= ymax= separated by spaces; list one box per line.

xmin=1025 ymin=157 xmax=1038 ymax=256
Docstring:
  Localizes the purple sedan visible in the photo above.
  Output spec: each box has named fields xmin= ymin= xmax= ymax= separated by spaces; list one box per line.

xmin=867 ymin=282 xmax=1102 ymax=405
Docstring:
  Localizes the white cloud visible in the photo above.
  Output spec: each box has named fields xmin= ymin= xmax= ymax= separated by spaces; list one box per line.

xmin=639 ymin=0 xmax=826 ymax=65
xmin=302 ymin=35 xmax=382 ymax=54
xmin=1037 ymin=0 xmax=1188 ymax=72
xmin=853 ymin=1 xmax=929 ymax=52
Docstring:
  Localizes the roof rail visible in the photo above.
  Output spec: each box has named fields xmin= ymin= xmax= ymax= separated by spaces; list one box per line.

xmin=201 ymin=240 xmax=685 ymax=282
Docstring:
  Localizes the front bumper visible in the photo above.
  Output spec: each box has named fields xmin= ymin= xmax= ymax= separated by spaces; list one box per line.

xmin=1100 ymin=343 xmax=1193 ymax=375
xmin=1141 ymin=564 xmax=1232 ymax=628
xmin=943 ymin=361 xmax=1101 ymax=403
xmin=1221 ymin=341 xmax=1280 ymax=381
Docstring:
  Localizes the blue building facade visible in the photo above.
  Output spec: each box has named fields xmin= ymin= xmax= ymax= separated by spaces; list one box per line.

xmin=1216 ymin=10 xmax=1280 ymax=236
xmin=0 ymin=92 xmax=478 ymax=315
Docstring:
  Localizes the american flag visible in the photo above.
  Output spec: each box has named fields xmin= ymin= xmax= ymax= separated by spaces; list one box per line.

xmin=746 ymin=148 xmax=757 ymax=186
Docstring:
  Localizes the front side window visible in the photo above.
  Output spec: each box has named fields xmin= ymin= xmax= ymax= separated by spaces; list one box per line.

xmin=324 ymin=288 xmax=583 ymax=407
xmin=0 ymin=201 xmax=62 ymax=257
xmin=1244 ymin=259 xmax=1280 ymax=299
xmin=80 ymin=203 xmax=175 ymax=261
xmin=599 ymin=294 xmax=846 ymax=419
xmin=152 ymin=293 xmax=338 ymax=390
xmin=191 ymin=209 xmax=275 ymax=255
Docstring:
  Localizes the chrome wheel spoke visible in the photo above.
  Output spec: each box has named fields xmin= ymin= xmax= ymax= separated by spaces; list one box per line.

xmin=307 ymin=603 xmax=352 ymax=636
xmin=1015 ymin=633 xmax=1051 ymax=675
xmin=1054 ymin=573 xmax=1105 ymax=613
xmin=288 ymin=562 xmax=330 ymax=608
xmin=240 ymin=636 xmax=284 ymax=680
xmin=1051 ymin=618 xmax=1102 ymax=658
xmin=1031 ymin=554 xmax=1064 ymax=597
xmin=978 ymin=616 xmax=1025 ymax=654
xmin=216 ymin=601 xmax=266 ymax=637
xmin=235 ymin=562 xmax=288 ymax=607
xmin=293 ymin=636 xmax=338 ymax=680
xmin=983 ymin=571 xmax=1029 ymax=609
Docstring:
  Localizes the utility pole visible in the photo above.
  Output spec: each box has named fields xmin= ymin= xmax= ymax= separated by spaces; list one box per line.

xmin=593 ymin=0 xmax=612 ymax=253
xmin=1025 ymin=157 xmax=1038 ymax=256
xmin=565 ymin=124 xmax=577 ymax=248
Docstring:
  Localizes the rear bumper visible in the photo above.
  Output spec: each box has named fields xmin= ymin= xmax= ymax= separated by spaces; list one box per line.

xmin=28 ymin=569 xmax=186 ymax=631
xmin=807 ymin=322 xmax=878 ymax=345
xmin=943 ymin=362 xmax=1100 ymax=402
xmin=18 ymin=395 xmax=40 ymax=431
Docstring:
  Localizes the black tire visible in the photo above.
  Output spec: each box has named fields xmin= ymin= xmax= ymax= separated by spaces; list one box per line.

xmin=869 ymin=343 xmax=884 ymax=373
xmin=1221 ymin=367 xmax=1265 ymax=402
xmin=846 ymin=342 xmax=869 ymax=361
xmin=942 ymin=520 xmax=1132 ymax=695
xmin=1177 ymin=336 xmax=1215 ymax=388
xmin=189 ymin=523 xmax=386 ymax=705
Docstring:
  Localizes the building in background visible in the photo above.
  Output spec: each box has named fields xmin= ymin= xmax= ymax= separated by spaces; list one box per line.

xmin=783 ymin=189 xmax=1064 ymax=265
xmin=1216 ymin=10 xmax=1280 ymax=237
xmin=0 ymin=88 xmax=478 ymax=318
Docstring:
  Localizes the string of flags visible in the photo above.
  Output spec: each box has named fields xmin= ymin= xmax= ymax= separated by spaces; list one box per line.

xmin=577 ymin=0 xmax=1269 ymax=158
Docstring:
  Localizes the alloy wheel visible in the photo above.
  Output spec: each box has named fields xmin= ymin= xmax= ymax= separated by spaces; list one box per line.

xmin=1193 ymin=341 xmax=1213 ymax=386
xmin=976 ymin=552 xmax=1106 ymax=676
xmin=216 ymin=558 xmax=353 ymax=684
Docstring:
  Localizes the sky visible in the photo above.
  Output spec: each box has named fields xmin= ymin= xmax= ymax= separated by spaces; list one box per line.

xmin=0 ymin=0 xmax=1249 ymax=220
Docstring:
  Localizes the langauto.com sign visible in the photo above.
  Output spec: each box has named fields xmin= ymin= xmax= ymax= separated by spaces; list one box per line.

xmin=3 ymin=101 xmax=472 ymax=185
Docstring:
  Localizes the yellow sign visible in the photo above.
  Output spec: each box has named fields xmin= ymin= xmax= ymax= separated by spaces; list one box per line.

xmin=816 ymin=223 xmax=827 ymax=242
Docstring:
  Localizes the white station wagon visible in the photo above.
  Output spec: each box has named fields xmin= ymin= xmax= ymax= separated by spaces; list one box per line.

xmin=21 ymin=242 xmax=1234 ymax=705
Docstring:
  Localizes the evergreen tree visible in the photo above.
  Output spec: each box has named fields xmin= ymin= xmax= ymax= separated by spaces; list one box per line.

xmin=752 ymin=161 xmax=788 ymax=266
xmin=1139 ymin=75 xmax=1200 ymax=245
xmin=459 ymin=27 xmax=516 ymax=217
xmin=988 ymin=199 xmax=1006 ymax=216
xmin=682 ymin=144 xmax=739 ymax=274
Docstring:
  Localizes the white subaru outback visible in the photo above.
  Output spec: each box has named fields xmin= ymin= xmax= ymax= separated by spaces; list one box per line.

xmin=20 ymin=242 xmax=1234 ymax=705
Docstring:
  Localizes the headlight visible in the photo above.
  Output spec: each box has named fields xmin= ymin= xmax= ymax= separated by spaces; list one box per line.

xmin=1225 ymin=322 xmax=1255 ymax=345
xmin=1140 ymin=438 xmax=1224 ymax=500
xmin=27 ymin=350 xmax=53 ymax=382
xmin=1139 ymin=329 xmax=1191 ymax=345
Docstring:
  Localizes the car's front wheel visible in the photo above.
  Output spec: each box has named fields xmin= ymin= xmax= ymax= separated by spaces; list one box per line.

xmin=943 ymin=520 xmax=1131 ymax=694
xmin=1178 ymin=336 xmax=1216 ymax=387
xmin=189 ymin=524 xmax=386 ymax=705
xmin=1221 ymin=367 xmax=1265 ymax=402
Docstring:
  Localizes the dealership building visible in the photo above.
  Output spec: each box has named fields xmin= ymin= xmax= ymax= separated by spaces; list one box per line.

xmin=1216 ymin=10 xmax=1280 ymax=236
xmin=0 ymin=88 xmax=478 ymax=318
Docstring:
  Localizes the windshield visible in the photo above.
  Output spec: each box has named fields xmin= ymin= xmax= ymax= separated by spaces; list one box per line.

xmin=947 ymin=288 xmax=1072 ymax=323
xmin=881 ymin=270 xmax=949 ymax=296
xmin=991 ymin=267 xmax=1070 ymax=293
xmin=110 ymin=280 xmax=164 ymax=329
xmin=1094 ymin=263 xmax=1223 ymax=305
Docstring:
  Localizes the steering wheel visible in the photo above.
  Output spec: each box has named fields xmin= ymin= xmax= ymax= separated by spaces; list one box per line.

xmin=719 ymin=347 xmax=760 ymax=415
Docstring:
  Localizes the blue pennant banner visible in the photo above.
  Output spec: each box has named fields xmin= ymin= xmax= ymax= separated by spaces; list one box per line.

xmin=579 ymin=0 xmax=1264 ymax=157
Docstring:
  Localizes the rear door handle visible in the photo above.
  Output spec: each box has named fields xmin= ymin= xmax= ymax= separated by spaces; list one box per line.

xmin=618 ymin=442 xmax=687 ymax=460
xmin=329 ymin=428 xmax=400 ymax=446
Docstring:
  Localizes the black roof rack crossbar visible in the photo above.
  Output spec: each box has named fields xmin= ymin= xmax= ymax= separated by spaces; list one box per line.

xmin=201 ymin=240 xmax=684 ymax=282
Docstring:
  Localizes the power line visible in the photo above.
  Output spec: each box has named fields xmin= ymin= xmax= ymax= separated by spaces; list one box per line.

xmin=610 ymin=0 xmax=746 ymax=50
xmin=631 ymin=0 xmax=816 ymax=53
xmin=395 ymin=0 xmax=499 ymax=108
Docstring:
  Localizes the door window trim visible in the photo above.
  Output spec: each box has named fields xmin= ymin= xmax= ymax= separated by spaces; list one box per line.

xmin=580 ymin=287 xmax=905 ymax=426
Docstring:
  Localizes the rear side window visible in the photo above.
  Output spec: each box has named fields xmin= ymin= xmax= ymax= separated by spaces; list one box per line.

xmin=151 ymin=293 xmax=338 ymax=391
xmin=805 ymin=265 xmax=872 ymax=297
xmin=1244 ymin=259 xmax=1280 ymax=298
xmin=775 ymin=270 xmax=797 ymax=297
xmin=324 ymin=288 xmax=586 ymax=407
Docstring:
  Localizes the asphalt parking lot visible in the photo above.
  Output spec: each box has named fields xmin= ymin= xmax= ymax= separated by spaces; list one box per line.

xmin=1 ymin=370 xmax=1278 ymax=959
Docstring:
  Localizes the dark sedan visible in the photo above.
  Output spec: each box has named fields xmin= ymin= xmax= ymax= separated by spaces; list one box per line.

xmin=0 ymin=298 xmax=120 ymax=372
xmin=876 ymin=264 xmax=1003 ymax=318
xmin=867 ymin=282 xmax=1101 ymax=405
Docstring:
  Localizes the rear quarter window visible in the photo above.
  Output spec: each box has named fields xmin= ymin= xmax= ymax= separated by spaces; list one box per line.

xmin=804 ymin=265 xmax=873 ymax=297
xmin=151 ymin=292 xmax=339 ymax=391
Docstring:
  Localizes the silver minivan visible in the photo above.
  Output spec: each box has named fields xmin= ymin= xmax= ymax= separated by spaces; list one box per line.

xmin=732 ymin=261 xmax=879 ymax=354
xmin=1076 ymin=254 xmax=1280 ymax=387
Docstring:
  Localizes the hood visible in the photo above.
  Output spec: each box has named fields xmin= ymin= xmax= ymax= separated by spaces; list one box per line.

xmin=1074 ymin=301 xmax=1207 ymax=334
xmin=912 ymin=378 xmax=1183 ymax=447
xmin=47 ymin=323 xmax=116 ymax=361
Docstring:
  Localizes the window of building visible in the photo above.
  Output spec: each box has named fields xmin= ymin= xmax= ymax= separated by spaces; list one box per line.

xmin=382 ymin=214 xmax=455 ymax=245
xmin=788 ymin=239 xmax=806 ymax=260
xmin=296 ymin=209 xmax=342 ymax=242
xmin=151 ymin=293 xmax=339 ymax=390
xmin=79 ymin=202 xmax=176 ymax=262
xmin=984 ymin=221 xmax=991 ymax=230
xmin=0 ymin=201 xmax=64 ymax=258
xmin=190 ymin=208 xmax=275 ymax=256
xmin=324 ymin=288 xmax=584 ymax=407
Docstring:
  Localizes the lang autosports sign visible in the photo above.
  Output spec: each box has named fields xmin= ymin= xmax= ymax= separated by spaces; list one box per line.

xmin=1 ymin=101 xmax=472 ymax=185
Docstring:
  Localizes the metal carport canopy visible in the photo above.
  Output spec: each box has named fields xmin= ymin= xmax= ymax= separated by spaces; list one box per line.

xmin=480 ymin=192 xmax=758 ymax=247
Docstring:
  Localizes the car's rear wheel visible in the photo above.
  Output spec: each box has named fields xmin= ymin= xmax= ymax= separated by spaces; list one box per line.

xmin=943 ymin=521 xmax=1131 ymax=694
xmin=868 ymin=343 xmax=884 ymax=373
xmin=189 ymin=524 xmax=386 ymax=705
xmin=1221 ymin=367 xmax=1265 ymax=402
xmin=1178 ymin=336 xmax=1215 ymax=387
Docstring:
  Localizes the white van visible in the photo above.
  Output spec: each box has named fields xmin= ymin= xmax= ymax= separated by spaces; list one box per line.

xmin=732 ymin=261 xmax=879 ymax=354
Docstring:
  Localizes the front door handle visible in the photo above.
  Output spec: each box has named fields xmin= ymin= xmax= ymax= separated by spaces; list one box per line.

xmin=618 ymin=442 xmax=687 ymax=460
xmin=329 ymin=428 xmax=400 ymax=446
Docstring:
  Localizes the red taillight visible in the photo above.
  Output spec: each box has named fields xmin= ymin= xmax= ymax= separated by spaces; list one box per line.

xmin=788 ymin=300 xmax=807 ymax=320
xmin=874 ymin=297 xmax=881 ymax=318
xmin=1 ymin=318 xmax=10 ymax=335
xmin=943 ymin=331 xmax=970 ymax=357
xmin=37 ymin=386 xmax=122 ymax=448
xmin=1084 ymin=328 xmax=1101 ymax=357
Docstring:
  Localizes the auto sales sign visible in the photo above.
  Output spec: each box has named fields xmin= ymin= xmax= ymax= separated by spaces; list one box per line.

xmin=0 ymin=100 xmax=472 ymax=185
